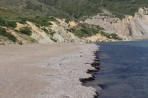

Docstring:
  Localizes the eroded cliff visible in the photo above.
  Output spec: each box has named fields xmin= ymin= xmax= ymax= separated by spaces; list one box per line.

xmin=85 ymin=8 xmax=148 ymax=40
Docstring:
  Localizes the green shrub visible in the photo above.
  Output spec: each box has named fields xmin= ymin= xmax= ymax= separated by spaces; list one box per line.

xmin=16 ymin=16 xmax=53 ymax=27
xmin=65 ymin=19 xmax=71 ymax=23
xmin=100 ymin=31 xmax=111 ymax=39
xmin=0 ymin=18 xmax=16 ymax=28
xmin=19 ymin=27 xmax=32 ymax=36
xmin=14 ymin=29 xmax=19 ymax=32
xmin=42 ymin=28 xmax=49 ymax=33
xmin=17 ymin=17 xmax=27 ymax=24
xmin=110 ymin=33 xmax=123 ymax=40
xmin=0 ymin=27 xmax=17 ymax=42
xmin=67 ymin=28 xmax=76 ymax=32
xmin=48 ymin=17 xmax=56 ymax=21
xmin=100 ymin=31 xmax=122 ymax=40
xmin=30 ymin=16 xmax=54 ymax=26
xmin=71 ymin=23 xmax=103 ymax=38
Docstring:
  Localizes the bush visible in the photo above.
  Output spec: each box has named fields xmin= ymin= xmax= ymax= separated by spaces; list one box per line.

xmin=0 ymin=27 xmax=17 ymax=42
xmin=48 ymin=17 xmax=57 ymax=21
xmin=29 ymin=16 xmax=54 ymax=26
xmin=100 ymin=31 xmax=122 ymax=40
xmin=41 ymin=28 xmax=49 ymax=33
xmin=110 ymin=33 xmax=123 ymax=40
xmin=0 ymin=18 xmax=17 ymax=28
xmin=67 ymin=28 xmax=76 ymax=32
xmin=65 ymin=19 xmax=71 ymax=23
xmin=16 ymin=16 xmax=53 ymax=27
xmin=19 ymin=27 xmax=32 ymax=36
xmin=17 ymin=17 xmax=27 ymax=24
xmin=100 ymin=31 xmax=111 ymax=39
xmin=71 ymin=23 xmax=103 ymax=38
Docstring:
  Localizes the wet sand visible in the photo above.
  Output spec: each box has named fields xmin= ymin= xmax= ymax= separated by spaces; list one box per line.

xmin=0 ymin=43 xmax=98 ymax=98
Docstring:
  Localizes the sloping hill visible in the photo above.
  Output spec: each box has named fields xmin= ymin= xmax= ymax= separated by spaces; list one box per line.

xmin=99 ymin=0 xmax=148 ymax=19
xmin=1 ymin=0 xmax=148 ymax=44
xmin=1 ymin=0 xmax=148 ymax=19
xmin=0 ymin=0 xmax=101 ymax=18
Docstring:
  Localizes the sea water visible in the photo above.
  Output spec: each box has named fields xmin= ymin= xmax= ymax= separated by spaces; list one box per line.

xmin=94 ymin=40 xmax=148 ymax=98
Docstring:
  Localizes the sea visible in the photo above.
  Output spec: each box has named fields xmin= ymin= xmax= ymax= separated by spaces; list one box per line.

xmin=89 ymin=40 xmax=148 ymax=98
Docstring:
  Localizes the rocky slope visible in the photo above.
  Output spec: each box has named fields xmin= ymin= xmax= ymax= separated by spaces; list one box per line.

xmin=129 ymin=8 xmax=148 ymax=39
xmin=0 ymin=17 xmax=123 ymax=45
xmin=85 ymin=7 xmax=148 ymax=40
xmin=5 ymin=7 xmax=148 ymax=44
xmin=0 ymin=18 xmax=81 ymax=45
xmin=1 ymin=0 xmax=148 ymax=43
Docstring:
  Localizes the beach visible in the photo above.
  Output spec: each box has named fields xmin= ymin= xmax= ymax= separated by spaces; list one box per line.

xmin=0 ymin=43 xmax=99 ymax=98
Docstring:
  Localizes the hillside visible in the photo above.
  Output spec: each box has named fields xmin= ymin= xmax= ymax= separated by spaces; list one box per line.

xmin=85 ymin=7 xmax=148 ymax=40
xmin=0 ymin=16 xmax=123 ymax=45
xmin=99 ymin=0 xmax=148 ymax=19
xmin=1 ymin=0 xmax=148 ymax=19
xmin=0 ymin=0 xmax=101 ymax=19
xmin=1 ymin=0 xmax=148 ymax=44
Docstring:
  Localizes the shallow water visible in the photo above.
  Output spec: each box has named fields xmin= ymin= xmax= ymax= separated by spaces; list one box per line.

xmin=93 ymin=40 xmax=148 ymax=98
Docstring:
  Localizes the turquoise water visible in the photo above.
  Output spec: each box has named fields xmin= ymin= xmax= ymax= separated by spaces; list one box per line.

xmin=95 ymin=40 xmax=148 ymax=98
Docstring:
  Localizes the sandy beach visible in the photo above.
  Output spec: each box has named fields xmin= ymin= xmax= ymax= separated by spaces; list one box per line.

xmin=0 ymin=43 xmax=98 ymax=98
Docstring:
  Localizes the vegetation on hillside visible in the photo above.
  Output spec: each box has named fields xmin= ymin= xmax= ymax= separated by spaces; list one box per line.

xmin=0 ymin=18 xmax=16 ymax=28
xmin=99 ymin=31 xmax=122 ymax=40
xmin=19 ymin=27 xmax=32 ymax=36
xmin=68 ymin=23 xmax=103 ymax=38
xmin=100 ymin=0 xmax=148 ymax=19
xmin=0 ymin=27 xmax=16 ymax=42
xmin=1 ymin=0 xmax=148 ymax=19
xmin=17 ymin=16 xmax=55 ymax=27
xmin=67 ymin=23 xmax=122 ymax=40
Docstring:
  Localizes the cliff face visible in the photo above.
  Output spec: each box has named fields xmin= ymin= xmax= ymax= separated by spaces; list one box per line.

xmin=129 ymin=8 xmax=148 ymax=39
xmin=85 ymin=15 xmax=132 ymax=39
xmin=85 ymin=8 xmax=148 ymax=40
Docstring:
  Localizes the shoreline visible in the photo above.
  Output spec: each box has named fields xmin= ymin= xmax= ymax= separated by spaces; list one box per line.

xmin=36 ymin=43 xmax=100 ymax=98
xmin=0 ymin=43 xmax=99 ymax=98
xmin=79 ymin=50 xmax=100 ymax=98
